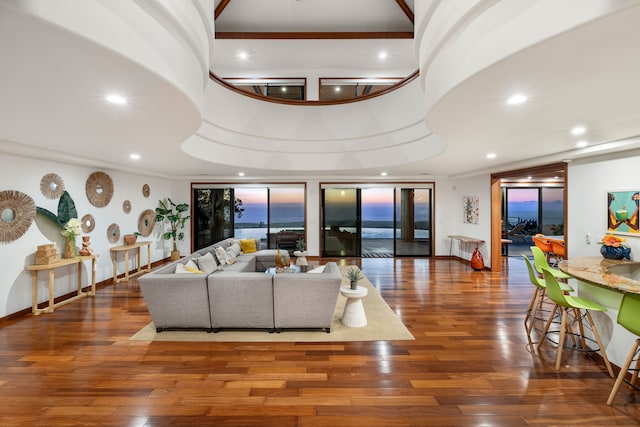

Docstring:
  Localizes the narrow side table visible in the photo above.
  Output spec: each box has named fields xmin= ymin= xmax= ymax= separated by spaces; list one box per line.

xmin=340 ymin=285 xmax=368 ymax=327
xmin=111 ymin=241 xmax=151 ymax=283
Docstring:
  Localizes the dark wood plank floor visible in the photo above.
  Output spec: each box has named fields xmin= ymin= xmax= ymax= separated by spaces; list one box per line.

xmin=1 ymin=257 xmax=639 ymax=426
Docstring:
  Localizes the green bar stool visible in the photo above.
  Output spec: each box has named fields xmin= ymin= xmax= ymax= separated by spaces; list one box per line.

xmin=538 ymin=267 xmax=614 ymax=377
xmin=522 ymin=255 xmax=573 ymax=350
xmin=607 ymin=292 xmax=640 ymax=405
xmin=530 ymin=246 xmax=572 ymax=281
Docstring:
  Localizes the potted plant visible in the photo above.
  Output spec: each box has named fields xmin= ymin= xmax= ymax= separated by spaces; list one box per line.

xmin=293 ymin=238 xmax=308 ymax=267
xmin=346 ymin=267 xmax=364 ymax=290
xmin=155 ymin=198 xmax=190 ymax=261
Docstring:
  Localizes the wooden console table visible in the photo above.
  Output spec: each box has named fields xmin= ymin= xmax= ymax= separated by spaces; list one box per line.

xmin=448 ymin=235 xmax=485 ymax=256
xmin=26 ymin=255 xmax=97 ymax=315
xmin=111 ymin=241 xmax=151 ymax=283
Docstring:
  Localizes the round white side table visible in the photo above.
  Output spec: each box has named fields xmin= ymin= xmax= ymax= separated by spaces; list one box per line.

xmin=340 ymin=285 xmax=368 ymax=327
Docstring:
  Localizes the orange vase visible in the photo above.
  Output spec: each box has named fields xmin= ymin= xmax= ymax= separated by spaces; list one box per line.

xmin=470 ymin=247 xmax=484 ymax=271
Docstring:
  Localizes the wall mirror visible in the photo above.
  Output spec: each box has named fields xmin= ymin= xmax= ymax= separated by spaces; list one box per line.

xmin=81 ymin=213 xmax=95 ymax=233
xmin=0 ymin=190 xmax=36 ymax=242
xmin=138 ymin=209 xmax=156 ymax=237
xmin=40 ymin=173 xmax=65 ymax=199
xmin=107 ymin=223 xmax=120 ymax=243
xmin=86 ymin=171 xmax=114 ymax=207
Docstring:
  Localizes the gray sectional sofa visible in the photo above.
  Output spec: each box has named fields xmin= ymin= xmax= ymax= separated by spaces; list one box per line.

xmin=138 ymin=238 xmax=343 ymax=333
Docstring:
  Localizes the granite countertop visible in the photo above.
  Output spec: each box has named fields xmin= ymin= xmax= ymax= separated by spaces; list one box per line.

xmin=558 ymin=257 xmax=640 ymax=294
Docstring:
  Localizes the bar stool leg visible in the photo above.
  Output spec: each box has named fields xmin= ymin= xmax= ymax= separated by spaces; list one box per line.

xmin=607 ymin=339 xmax=640 ymax=405
xmin=538 ymin=304 xmax=558 ymax=351
xmin=555 ymin=308 xmax=568 ymax=371
xmin=585 ymin=311 xmax=614 ymax=377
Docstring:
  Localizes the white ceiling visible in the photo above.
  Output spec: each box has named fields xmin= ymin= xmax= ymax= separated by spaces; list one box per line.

xmin=1 ymin=0 xmax=640 ymax=180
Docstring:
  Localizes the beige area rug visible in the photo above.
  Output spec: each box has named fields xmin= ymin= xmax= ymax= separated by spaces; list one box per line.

xmin=130 ymin=267 xmax=414 ymax=342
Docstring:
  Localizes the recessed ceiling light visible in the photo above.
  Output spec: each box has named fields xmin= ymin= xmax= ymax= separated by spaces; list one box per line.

xmin=506 ymin=93 xmax=527 ymax=105
xmin=238 ymin=172 xmax=245 ymax=177
xmin=281 ymin=87 xmax=287 ymax=92
xmin=576 ymin=141 xmax=588 ymax=148
xmin=378 ymin=51 xmax=388 ymax=60
xmin=380 ymin=172 xmax=387 ymax=176
xmin=335 ymin=87 xmax=341 ymax=92
xmin=106 ymin=94 xmax=127 ymax=104
xmin=238 ymin=51 xmax=248 ymax=60
xmin=129 ymin=153 xmax=140 ymax=160
xmin=571 ymin=126 xmax=586 ymax=135
xmin=486 ymin=153 xmax=497 ymax=159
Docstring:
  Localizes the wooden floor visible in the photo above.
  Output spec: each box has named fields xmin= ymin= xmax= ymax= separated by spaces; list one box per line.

xmin=1 ymin=257 xmax=639 ymax=426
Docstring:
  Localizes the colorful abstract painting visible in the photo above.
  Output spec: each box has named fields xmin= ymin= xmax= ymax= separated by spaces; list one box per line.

xmin=607 ymin=190 xmax=640 ymax=234
xmin=463 ymin=196 xmax=479 ymax=224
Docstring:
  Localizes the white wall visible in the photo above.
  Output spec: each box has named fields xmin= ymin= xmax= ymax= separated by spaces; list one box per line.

xmin=0 ymin=152 xmax=173 ymax=318
xmin=437 ymin=175 xmax=492 ymax=266
xmin=566 ymin=152 xmax=640 ymax=367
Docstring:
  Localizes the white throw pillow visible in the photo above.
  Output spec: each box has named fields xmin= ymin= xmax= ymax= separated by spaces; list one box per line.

xmin=225 ymin=246 xmax=237 ymax=265
xmin=214 ymin=246 xmax=227 ymax=265
xmin=230 ymin=242 xmax=242 ymax=256
xmin=175 ymin=259 xmax=203 ymax=274
xmin=307 ymin=265 xmax=326 ymax=274
xmin=195 ymin=252 xmax=217 ymax=274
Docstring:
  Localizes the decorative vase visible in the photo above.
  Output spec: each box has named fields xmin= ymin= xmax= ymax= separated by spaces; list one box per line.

xmin=170 ymin=241 xmax=180 ymax=261
xmin=350 ymin=280 xmax=358 ymax=290
xmin=470 ymin=247 xmax=484 ymax=270
xmin=600 ymin=245 xmax=631 ymax=260
xmin=79 ymin=236 xmax=92 ymax=256
xmin=123 ymin=234 xmax=137 ymax=246
xmin=63 ymin=238 xmax=76 ymax=258
xmin=275 ymin=249 xmax=283 ymax=268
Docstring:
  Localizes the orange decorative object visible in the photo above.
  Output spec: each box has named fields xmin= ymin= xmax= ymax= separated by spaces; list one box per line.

xmin=470 ymin=247 xmax=484 ymax=271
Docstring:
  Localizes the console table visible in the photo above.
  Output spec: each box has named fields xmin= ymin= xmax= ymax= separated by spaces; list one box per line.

xmin=26 ymin=255 xmax=97 ymax=315
xmin=111 ymin=241 xmax=151 ymax=283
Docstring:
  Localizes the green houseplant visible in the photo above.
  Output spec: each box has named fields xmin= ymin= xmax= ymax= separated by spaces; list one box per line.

xmin=155 ymin=198 xmax=190 ymax=260
xmin=346 ymin=267 xmax=364 ymax=290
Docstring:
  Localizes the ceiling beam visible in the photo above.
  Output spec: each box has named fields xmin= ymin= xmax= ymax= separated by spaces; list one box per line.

xmin=214 ymin=0 xmax=232 ymax=19
xmin=214 ymin=31 xmax=413 ymax=40
xmin=395 ymin=0 xmax=414 ymax=24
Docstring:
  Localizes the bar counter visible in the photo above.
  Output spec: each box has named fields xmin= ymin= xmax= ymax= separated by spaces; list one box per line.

xmin=558 ymin=256 xmax=640 ymax=294
xmin=557 ymin=256 xmax=640 ymax=367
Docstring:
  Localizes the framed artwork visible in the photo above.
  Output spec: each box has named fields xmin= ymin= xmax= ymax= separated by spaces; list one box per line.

xmin=463 ymin=196 xmax=479 ymax=224
xmin=607 ymin=190 xmax=640 ymax=235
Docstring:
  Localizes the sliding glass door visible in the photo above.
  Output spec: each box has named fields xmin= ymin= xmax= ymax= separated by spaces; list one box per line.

xmin=395 ymin=188 xmax=432 ymax=256
xmin=322 ymin=188 xmax=361 ymax=257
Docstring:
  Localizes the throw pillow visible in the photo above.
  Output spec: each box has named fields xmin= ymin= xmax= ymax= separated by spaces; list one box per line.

xmin=214 ymin=246 xmax=227 ymax=265
xmin=225 ymin=247 xmax=237 ymax=265
xmin=175 ymin=260 xmax=203 ymax=274
xmin=307 ymin=265 xmax=326 ymax=274
xmin=240 ymin=238 xmax=257 ymax=253
xmin=195 ymin=252 xmax=217 ymax=274
xmin=230 ymin=242 xmax=242 ymax=256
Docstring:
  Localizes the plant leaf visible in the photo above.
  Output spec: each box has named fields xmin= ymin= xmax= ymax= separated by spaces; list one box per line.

xmin=36 ymin=206 xmax=62 ymax=228
xmin=57 ymin=191 xmax=77 ymax=224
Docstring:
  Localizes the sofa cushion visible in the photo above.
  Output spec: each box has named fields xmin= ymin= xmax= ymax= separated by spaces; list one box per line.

xmin=307 ymin=265 xmax=326 ymax=273
xmin=215 ymin=246 xmax=227 ymax=264
xmin=225 ymin=247 xmax=238 ymax=265
xmin=240 ymin=238 xmax=257 ymax=253
xmin=175 ymin=260 xmax=203 ymax=274
xmin=194 ymin=252 xmax=217 ymax=274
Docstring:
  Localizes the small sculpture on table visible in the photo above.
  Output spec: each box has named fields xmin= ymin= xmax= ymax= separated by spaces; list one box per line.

xmin=79 ymin=235 xmax=93 ymax=256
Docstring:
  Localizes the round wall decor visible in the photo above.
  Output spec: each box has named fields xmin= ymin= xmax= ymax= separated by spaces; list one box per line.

xmin=107 ymin=223 xmax=120 ymax=243
xmin=86 ymin=171 xmax=114 ymax=207
xmin=142 ymin=184 xmax=150 ymax=198
xmin=123 ymin=200 xmax=132 ymax=214
xmin=0 ymin=190 xmax=36 ymax=242
xmin=40 ymin=173 xmax=65 ymax=199
xmin=81 ymin=213 xmax=95 ymax=233
xmin=138 ymin=209 xmax=156 ymax=237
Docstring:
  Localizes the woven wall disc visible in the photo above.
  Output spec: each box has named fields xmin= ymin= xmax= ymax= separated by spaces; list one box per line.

xmin=81 ymin=213 xmax=95 ymax=233
xmin=40 ymin=173 xmax=65 ymax=199
xmin=142 ymin=184 xmax=150 ymax=198
xmin=123 ymin=200 xmax=131 ymax=214
xmin=107 ymin=223 xmax=120 ymax=243
xmin=86 ymin=171 xmax=114 ymax=207
xmin=0 ymin=190 xmax=36 ymax=242
xmin=138 ymin=209 xmax=156 ymax=237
